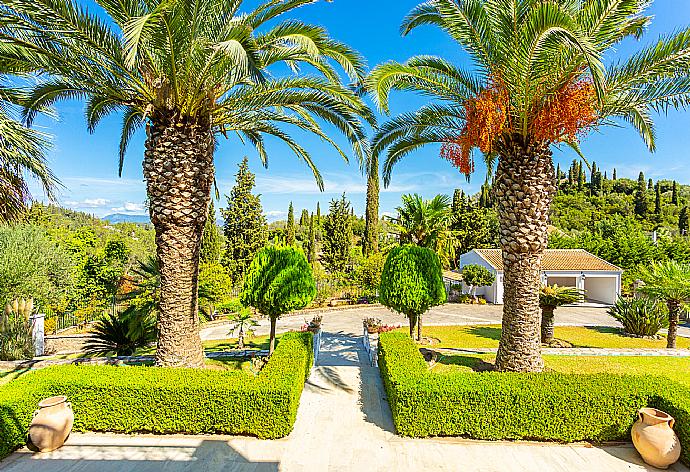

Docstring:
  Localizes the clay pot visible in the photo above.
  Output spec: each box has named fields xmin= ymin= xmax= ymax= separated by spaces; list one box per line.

xmin=632 ymin=408 xmax=681 ymax=469
xmin=29 ymin=396 xmax=74 ymax=452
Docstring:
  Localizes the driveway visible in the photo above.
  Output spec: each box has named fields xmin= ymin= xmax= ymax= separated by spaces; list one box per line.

xmin=200 ymin=303 xmax=619 ymax=341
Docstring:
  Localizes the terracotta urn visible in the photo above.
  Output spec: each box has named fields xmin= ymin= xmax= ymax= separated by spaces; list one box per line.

xmin=631 ymin=408 xmax=681 ymax=469
xmin=29 ymin=396 xmax=74 ymax=452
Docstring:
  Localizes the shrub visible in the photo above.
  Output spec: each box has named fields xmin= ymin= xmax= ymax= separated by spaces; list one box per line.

xmin=0 ymin=305 xmax=35 ymax=361
xmin=0 ymin=332 xmax=313 ymax=459
xmin=378 ymin=332 xmax=690 ymax=466
xmin=84 ymin=308 xmax=156 ymax=357
xmin=241 ymin=246 xmax=316 ymax=354
xmin=379 ymin=245 xmax=446 ymax=340
xmin=608 ymin=297 xmax=667 ymax=337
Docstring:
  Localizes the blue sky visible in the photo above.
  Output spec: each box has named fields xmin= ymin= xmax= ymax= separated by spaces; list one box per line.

xmin=30 ymin=0 xmax=690 ymax=221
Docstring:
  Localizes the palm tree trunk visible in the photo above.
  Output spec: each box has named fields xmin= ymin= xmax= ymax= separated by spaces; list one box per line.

xmin=238 ymin=326 xmax=245 ymax=350
xmin=540 ymin=306 xmax=556 ymax=344
xmin=667 ymin=300 xmax=680 ymax=349
xmin=494 ymin=134 xmax=556 ymax=372
xmin=363 ymin=154 xmax=380 ymax=256
xmin=144 ymin=116 xmax=214 ymax=368
xmin=269 ymin=316 xmax=277 ymax=354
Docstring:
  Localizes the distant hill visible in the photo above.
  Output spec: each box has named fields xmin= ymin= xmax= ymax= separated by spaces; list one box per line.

xmin=102 ymin=213 xmax=150 ymax=224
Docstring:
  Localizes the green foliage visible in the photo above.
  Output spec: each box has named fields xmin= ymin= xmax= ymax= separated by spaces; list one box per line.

xmin=200 ymin=201 xmax=223 ymax=264
xmin=451 ymin=198 xmax=498 ymax=259
xmin=680 ymin=207 xmax=689 ymax=235
xmin=461 ymin=265 xmax=495 ymax=289
xmin=286 ymin=202 xmax=296 ymax=246
xmin=84 ymin=308 xmax=156 ymax=357
xmin=306 ymin=214 xmax=316 ymax=264
xmin=0 ymin=224 xmax=73 ymax=308
xmin=637 ymin=261 xmax=690 ymax=307
xmin=198 ymin=262 xmax=235 ymax=320
xmin=377 ymin=332 xmax=690 ymax=467
xmin=322 ymin=194 xmax=353 ymax=273
xmin=539 ymin=285 xmax=584 ymax=308
xmin=390 ymin=194 xmax=456 ymax=268
xmin=608 ymin=297 xmax=667 ymax=337
xmin=0 ymin=308 xmax=34 ymax=361
xmin=228 ymin=310 xmax=258 ymax=349
xmin=0 ymin=332 xmax=314 ymax=459
xmin=222 ymin=158 xmax=268 ymax=283
xmin=379 ymin=245 xmax=446 ymax=319
xmin=353 ymin=252 xmax=386 ymax=294
xmin=240 ymin=247 xmax=316 ymax=319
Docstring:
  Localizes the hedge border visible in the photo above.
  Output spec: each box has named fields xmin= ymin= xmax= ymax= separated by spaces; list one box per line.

xmin=378 ymin=331 xmax=690 ymax=466
xmin=0 ymin=332 xmax=313 ymax=460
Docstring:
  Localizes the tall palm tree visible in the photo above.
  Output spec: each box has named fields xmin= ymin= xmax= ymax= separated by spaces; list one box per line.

xmin=0 ymin=49 xmax=57 ymax=221
xmin=637 ymin=261 xmax=690 ymax=349
xmin=368 ymin=0 xmax=690 ymax=371
xmin=390 ymin=193 xmax=456 ymax=267
xmin=1 ymin=0 xmax=373 ymax=367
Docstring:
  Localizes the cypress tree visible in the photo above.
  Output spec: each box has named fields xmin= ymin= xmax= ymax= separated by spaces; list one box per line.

xmin=555 ymin=163 xmax=561 ymax=191
xmin=299 ymin=209 xmax=309 ymax=226
xmin=316 ymin=202 xmax=321 ymax=224
xmin=452 ymin=189 xmax=463 ymax=213
xmin=634 ymin=171 xmax=649 ymax=218
xmin=654 ymin=182 xmax=662 ymax=215
xmin=364 ymin=157 xmax=380 ymax=256
xmin=286 ymin=202 xmax=295 ymax=246
xmin=577 ymin=165 xmax=585 ymax=192
xmin=222 ymin=157 xmax=268 ymax=283
xmin=648 ymin=178 xmax=654 ymax=191
xmin=613 ymin=168 xmax=617 ymax=180
xmin=322 ymin=194 xmax=353 ymax=273
xmin=679 ymin=206 xmax=689 ymax=235
xmin=307 ymin=213 xmax=316 ymax=264
xmin=672 ymin=181 xmax=679 ymax=206
xmin=200 ymin=200 xmax=223 ymax=264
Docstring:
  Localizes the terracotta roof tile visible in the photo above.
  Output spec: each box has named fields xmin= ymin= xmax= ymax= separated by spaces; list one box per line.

xmin=473 ymin=249 xmax=622 ymax=272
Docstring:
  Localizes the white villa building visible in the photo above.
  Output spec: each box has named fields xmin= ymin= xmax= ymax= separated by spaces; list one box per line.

xmin=457 ymin=249 xmax=623 ymax=305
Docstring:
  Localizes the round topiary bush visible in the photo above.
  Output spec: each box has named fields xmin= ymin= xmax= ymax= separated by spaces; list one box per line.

xmin=241 ymin=246 xmax=316 ymax=353
xmin=379 ymin=245 xmax=446 ymax=340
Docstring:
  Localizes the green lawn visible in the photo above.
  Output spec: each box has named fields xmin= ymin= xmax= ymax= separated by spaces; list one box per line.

xmin=432 ymin=353 xmax=690 ymax=387
xmin=0 ymin=368 xmax=32 ymax=386
xmin=414 ymin=325 xmax=690 ymax=349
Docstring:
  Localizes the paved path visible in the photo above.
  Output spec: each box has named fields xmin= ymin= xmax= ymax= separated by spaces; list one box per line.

xmin=4 ymin=317 xmax=689 ymax=471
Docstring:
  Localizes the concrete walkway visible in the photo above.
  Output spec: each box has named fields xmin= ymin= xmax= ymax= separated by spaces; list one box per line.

xmin=3 ymin=318 xmax=689 ymax=471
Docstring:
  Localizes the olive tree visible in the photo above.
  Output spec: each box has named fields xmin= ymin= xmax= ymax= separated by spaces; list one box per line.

xmin=461 ymin=264 xmax=495 ymax=302
xmin=240 ymin=246 xmax=316 ymax=354
xmin=379 ymin=245 xmax=446 ymax=341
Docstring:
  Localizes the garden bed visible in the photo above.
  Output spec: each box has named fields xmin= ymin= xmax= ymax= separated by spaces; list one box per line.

xmin=378 ymin=332 xmax=690 ymax=466
xmin=0 ymin=332 xmax=313 ymax=460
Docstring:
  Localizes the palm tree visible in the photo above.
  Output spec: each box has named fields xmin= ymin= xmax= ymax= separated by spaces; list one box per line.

xmin=368 ymin=0 xmax=690 ymax=372
xmin=390 ymin=193 xmax=456 ymax=267
xmin=637 ymin=261 xmax=690 ymax=348
xmin=539 ymin=284 xmax=584 ymax=344
xmin=0 ymin=53 xmax=57 ymax=221
xmin=228 ymin=309 xmax=258 ymax=350
xmin=1 ymin=0 xmax=373 ymax=367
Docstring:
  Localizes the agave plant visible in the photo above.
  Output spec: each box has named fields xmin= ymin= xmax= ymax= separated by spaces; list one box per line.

xmin=0 ymin=0 xmax=372 ymax=367
xmin=539 ymin=285 xmax=584 ymax=344
xmin=608 ymin=297 xmax=667 ymax=338
xmin=368 ymin=0 xmax=690 ymax=371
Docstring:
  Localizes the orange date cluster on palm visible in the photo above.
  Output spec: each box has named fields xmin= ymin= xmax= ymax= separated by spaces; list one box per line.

xmin=441 ymin=78 xmax=597 ymax=178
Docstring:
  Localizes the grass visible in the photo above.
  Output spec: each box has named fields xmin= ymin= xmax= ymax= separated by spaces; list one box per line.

xmin=0 ymin=368 xmax=32 ymax=386
xmin=413 ymin=325 xmax=690 ymax=349
xmin=432 ymin=353 xmax=690 ymax=387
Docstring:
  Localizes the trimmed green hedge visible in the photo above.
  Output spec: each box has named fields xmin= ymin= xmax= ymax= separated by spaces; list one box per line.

xmin=0 ymin=332 xmax=313 ymax=459
xmin=378 ymin=331 xmax=690 ymax=466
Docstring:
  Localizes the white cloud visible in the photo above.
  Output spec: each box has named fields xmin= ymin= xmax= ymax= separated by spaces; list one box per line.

xmin=110 ymin=202 xmax=146 ymax=213
xmin=64 ymin=198 xmax=110 ymax=208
